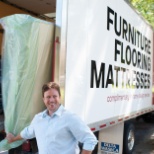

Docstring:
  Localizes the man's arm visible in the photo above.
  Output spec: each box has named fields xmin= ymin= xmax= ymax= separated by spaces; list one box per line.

xmin=68 ymin=114 xmax=98 ymax=153
xmin=6 ymin=114 xmax=37 ymax=143
xmin=81 ymin=149 xmax=92 ymax=154
xmin=6 ymin=133 xmax=23 ymax=143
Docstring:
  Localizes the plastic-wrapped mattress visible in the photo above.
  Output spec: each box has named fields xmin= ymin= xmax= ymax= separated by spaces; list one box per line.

xmin=0 ymin=14 xmax=54 ymax=151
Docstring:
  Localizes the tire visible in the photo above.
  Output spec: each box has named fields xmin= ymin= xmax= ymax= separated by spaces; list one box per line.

xmin=123 ymin=122 xmax=135 ymax=154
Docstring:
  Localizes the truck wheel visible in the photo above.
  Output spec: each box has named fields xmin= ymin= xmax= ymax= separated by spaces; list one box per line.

xmin=123 ymin=122 xmax=135 ymax=154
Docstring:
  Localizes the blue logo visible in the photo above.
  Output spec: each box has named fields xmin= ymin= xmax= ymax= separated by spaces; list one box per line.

xmin=101 ymin=142 xmax=119 ymax=153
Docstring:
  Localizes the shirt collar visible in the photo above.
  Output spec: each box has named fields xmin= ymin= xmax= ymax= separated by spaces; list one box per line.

xmin=42 ymin=105 xmax=64 ymax=118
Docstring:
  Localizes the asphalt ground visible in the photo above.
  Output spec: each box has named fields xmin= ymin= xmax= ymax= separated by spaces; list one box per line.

xmin=133 ymin=118 xmax=154 ymax=154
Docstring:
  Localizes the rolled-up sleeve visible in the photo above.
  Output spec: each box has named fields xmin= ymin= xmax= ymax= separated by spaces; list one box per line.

xmin=82 ymin=136 xmax=98 ymax=151
xmin=68 ymin=114 xmax=98 ymax=151
xmin=20 ymin=116 xmax=36 ymax=139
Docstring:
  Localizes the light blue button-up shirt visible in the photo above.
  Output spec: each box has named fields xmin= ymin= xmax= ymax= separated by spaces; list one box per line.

xmin=20 ymin=105 xmax=98 ymax=154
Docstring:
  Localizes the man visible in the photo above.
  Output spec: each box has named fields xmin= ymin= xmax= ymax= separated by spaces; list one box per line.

xmin=6 ymin=82 xmax=98 ymax=154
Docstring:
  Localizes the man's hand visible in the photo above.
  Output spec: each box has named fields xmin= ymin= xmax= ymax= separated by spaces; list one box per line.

xmin=6 ymin=133 xmax=15 ymax=143
xmin=6 ymin=133 xmax=23 ymax=143
xmin=81 ymin=149 xmax=92 ymax=154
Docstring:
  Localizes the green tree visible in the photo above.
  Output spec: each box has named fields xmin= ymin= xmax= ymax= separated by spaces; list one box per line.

xmin=130 ymin=0 xmax=154 ymax=29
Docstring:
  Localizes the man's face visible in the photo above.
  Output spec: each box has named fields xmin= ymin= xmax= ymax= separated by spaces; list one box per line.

xmin=43 ymin=88 xmax=60 ymax=115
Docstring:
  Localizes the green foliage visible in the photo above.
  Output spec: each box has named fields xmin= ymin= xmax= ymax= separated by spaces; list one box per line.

xmin=130 ymin=0 xmax=154 ymax=29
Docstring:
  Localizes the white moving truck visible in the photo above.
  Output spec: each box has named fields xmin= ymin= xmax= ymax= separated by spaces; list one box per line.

xmin=54 ymin=0 xmax=153 ymax=153
xmin=0 ymin=0 xmax=154 ymax=154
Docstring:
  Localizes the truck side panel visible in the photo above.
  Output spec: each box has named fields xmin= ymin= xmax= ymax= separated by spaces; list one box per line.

xmin=64 ymin=0 xmax=153 ymax=127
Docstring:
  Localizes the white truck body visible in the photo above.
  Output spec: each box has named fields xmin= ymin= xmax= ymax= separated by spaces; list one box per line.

xmin=54 ymin=0 xmax=153 ymax=153
xmin=56 ymin=0 xmax=153 ymax=127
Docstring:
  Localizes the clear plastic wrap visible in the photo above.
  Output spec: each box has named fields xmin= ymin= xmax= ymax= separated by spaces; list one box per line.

xmin=0 ymin=14 xmax=54 ymax=151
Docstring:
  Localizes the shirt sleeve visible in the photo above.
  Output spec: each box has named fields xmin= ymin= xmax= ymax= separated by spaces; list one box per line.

xmin=20 ymin=115 xmax=36 ymax=139
xmin=68 ymin=113 xmax=98 ymax=151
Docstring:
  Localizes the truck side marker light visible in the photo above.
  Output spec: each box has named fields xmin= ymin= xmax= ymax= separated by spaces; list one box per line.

xmin=91 ymin=128 xmax=96 ymax=131
xmin=100 ymin=124 xmax=106 ymax=128
xmin=118 ymin=118 xmax=123 ymax=122
xmin=125 ymin=116 xmax=129 ymax=119
xmin=110 ymin=121 xmax=115 ymax=125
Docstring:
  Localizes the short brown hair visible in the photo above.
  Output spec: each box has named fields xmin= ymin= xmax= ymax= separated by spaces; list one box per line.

xmin=42 ymin=82 xmax=61 ymax=97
